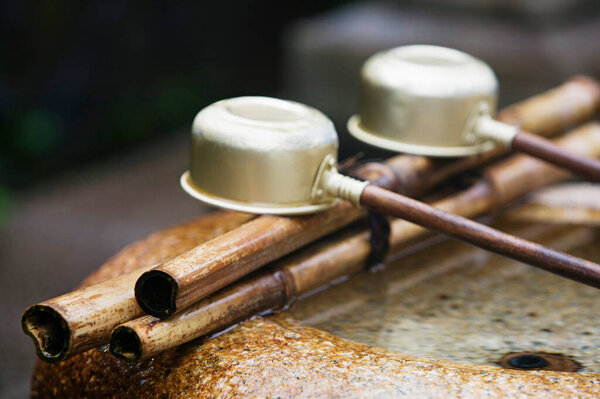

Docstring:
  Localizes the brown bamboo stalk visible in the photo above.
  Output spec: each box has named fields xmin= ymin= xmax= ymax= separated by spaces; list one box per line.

xmin=21 ymin=212 xmax=257 ymax=363
xmin=22 ymin=78 xmax=600 ymax=363
xmin=111 ymin=123 xmax=600 ymax=362
xmin=497 ymin=76 xmax=600 ymax=135
xmin=134 ymin=202 xmax=367 ymax=318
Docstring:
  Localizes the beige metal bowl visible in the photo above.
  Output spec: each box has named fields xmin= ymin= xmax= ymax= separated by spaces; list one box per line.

xmin=181 ymin=96 xmax=341 ymax=215
xmin=348 ymin=45 xmax=499 ymax=157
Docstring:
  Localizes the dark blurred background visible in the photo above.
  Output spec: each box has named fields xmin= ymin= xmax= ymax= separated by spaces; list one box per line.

xmin=1 ymin=1 xmax=600 ymax=397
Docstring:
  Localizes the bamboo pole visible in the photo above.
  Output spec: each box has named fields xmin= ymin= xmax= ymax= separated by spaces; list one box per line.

xmin=111 ymin=123 xmax=600 ymax=362
xmin=504 ymin=183 xmax=600 ymax=227
xmin=135 ymin=78 xmax=600 ymax=319
xmin=22 ymin=78 xmax=600 ymax=362
xmin=21 ymin=212 xmax=257 ymax=363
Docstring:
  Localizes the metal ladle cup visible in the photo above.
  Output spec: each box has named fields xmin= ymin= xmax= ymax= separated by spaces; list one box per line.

xmin=181 ymin=96 xmax=368 ymax=215
xmin=348 ymin=45 xmax=501 ymax=157
xmin=347 ymin=45 xmax=600 ymax=181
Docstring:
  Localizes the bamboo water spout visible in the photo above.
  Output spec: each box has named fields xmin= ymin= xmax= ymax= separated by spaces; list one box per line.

xmin=21 ymin=79 xmax=600 ymax=363
xmin=111 ymin=123 xmax=600 ymax=362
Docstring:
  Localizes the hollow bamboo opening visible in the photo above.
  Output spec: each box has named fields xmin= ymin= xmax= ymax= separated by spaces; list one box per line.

xmin=135 ymin=270 xmax=177 ymax=318
xmin=110 ymin=326 xmax=142 ymax=362
xmin=22 ymin=305 xmax=70 ymax=362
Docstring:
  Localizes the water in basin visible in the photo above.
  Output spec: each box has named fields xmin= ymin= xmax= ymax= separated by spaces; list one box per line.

xmin=289 ymin=221 xmax=600 ymax=372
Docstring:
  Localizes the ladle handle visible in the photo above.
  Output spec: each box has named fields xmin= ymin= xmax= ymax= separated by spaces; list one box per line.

xmin=512 ymin=130 xmax=600 ymax=182
xmin=360 ymin=184 xmax=600 ymax=289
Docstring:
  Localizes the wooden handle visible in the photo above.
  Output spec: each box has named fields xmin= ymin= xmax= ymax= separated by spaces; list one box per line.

xmin=512 ymin=130 xmax=600 ymax=182
xmin=360 ymin=185 xmax=600 ymax=289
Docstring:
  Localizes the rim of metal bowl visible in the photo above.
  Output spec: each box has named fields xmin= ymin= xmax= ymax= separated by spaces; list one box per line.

xmin=180 ymin=171 xmax=338 ymax=215
xmin=347 ymin=115 xmax=496 ymax=158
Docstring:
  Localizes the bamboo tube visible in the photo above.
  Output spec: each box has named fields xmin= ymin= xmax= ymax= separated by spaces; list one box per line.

xmin=504 ymin=183 xmax=600 ymax=227
xmin=22 ymin=79 xmax=600 ymax=362
xmin=21 ymin=212 xmax=257 ymax=363
xmin=497 ymin=76 xmax=600 ymax=136
xmin=136 ymin=78 xmax=600 ymax=318
xmin=112 ymin=123 xmax=600 ymax=362
xmin=134 ymin=202 xmax=367 ymax=318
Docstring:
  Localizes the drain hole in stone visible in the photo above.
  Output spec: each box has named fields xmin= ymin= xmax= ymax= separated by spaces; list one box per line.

xmin=498 ymin=352 xmax=583 ymax=372
xmin=508 ymin=354 xmax=548 ymax=369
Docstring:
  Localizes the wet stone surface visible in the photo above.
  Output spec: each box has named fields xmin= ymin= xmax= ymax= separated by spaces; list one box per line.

xmin=290 ymin=221 xmax=600 ymax=373
xmin=32 ymin=212 xmax=600 ymax=397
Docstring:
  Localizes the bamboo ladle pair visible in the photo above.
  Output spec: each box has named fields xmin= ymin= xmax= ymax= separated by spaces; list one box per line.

xmin=136 ymin=46 xmax=600 ymax=318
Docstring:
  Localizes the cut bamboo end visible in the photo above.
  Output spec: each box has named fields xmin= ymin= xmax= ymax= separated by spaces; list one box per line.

xmin=110 ymin=325 xmax=143 ymax=363
xmin=22 ymin=305 xmax=71 ymax=363
xmin=135 ymin=270 xmax=178 ymax=318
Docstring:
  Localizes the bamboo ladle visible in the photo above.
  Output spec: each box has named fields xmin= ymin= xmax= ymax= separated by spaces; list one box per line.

xmin=136 ymin=96 xmax=600 ymax=318
xmin=347 ymin=45 xmax=600 ymax=181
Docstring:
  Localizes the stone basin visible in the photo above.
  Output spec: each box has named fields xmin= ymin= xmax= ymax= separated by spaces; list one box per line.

xmin=31 ymin=191 xmax=600 ymax=397
xmin=290 ymin=222 xmax=600 ymax=373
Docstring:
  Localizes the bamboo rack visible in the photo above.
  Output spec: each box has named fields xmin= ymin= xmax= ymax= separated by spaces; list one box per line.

xmin=111 ymin=123 xmax=600 ymax=362
xmin=21 ymin=78 xmax=600 ymax=363
xmin=134 ymin=79 xmax=600 ymax=318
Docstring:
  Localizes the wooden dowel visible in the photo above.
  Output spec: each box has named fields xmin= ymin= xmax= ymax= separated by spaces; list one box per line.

xmin=360 ymin=185 xmax=600 ymax=288
xmin=111 ymin=123 xmax=600 ymax=362
xmin=21 ymin=212 xmax=256 ymax=362
xmin=512 ymin=129 xmax=600 ymax=182
xmin=22 ymin=79 xmax=600 ymax=362
xmin=135 ymin=77 xmax=600 ymax=318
